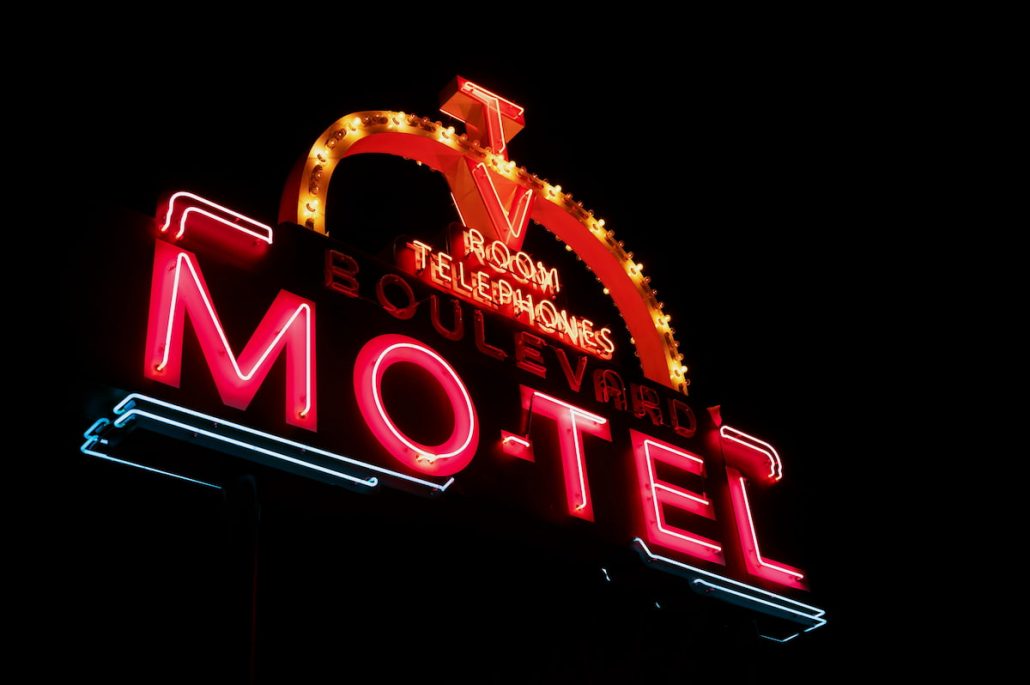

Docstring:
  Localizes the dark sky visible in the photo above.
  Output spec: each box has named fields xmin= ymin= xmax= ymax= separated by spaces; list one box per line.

xmin=54 ymin=38 xmax=922 ymax=683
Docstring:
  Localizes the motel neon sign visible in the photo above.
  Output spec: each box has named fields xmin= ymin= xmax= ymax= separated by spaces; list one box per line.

xmin=81 ymin=77 xmax=825 ymax=643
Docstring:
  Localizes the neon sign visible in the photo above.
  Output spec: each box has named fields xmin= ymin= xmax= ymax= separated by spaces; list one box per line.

xmin=403 ymin=228 xmax=616 ymax=359
xmin=81 ymin=78 xmax=824 ymax=644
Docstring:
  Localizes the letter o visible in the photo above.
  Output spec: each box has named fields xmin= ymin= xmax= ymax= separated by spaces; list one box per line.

xmin=354 ymin=334 xmax=479 ymax=476
xmin=488 ymin=240 xmax=511 ymax=274
xmin=513 ymin=251 xmax=536 ymax=282
xmin=376 ymin=274 xmax=418 ymax=320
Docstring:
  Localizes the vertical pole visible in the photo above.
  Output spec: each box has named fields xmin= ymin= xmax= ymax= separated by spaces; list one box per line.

xmin=226 ymin=475 xmax=260 ymax=684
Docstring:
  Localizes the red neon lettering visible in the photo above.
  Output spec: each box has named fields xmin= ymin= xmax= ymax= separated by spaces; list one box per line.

xmin=353 ymin=334 xmax=479 ymax=476
xmin=523 ymin=387 xmax=611 ymax=521
xmin=500 ymin=430 xmax=534 ymax=461
xmin=429 ymin=295 xmax=464 ymax=341
xmin=720 ymin=426 xmax=806 ymax=589
xmin=725 ymin=470 xmax=806 ymax=589
xmin=631 ymin=383 xmax=664 ymax=426
xmin=376 ymin=274 xmax=417 ymax=320
xmin=553 ymin=348 xmax=588 ymax=393
xmin=593 ymin=369 xmax=627 ymax=411
xmin=630 ymin=429 xmax=724 ymax=565
xmin=515 ymin=332 xmax=547 ymax=378
xmin=410 ymin=240 xmax=432 ymax=272
xmin=454 ymin=260 xmax=475 ymax=297
xmin=720 ymin=425 xmax=783 ymax=482
xmin=144 ymin=241 xmax=317 ymax=430
xmin=403 ymin=234 xmax=610 ymax=358
xmin=325 ymin=249 xmax=360 ymax=297
xmin=512 ymin=288 xmax=535 ymax=325
xmin=596 ymin=328 xmax=615 ymax=359
xmin=535 ymin=298 xmax=560 ymax=333
xmin=487 ymin=237 xmax=509 ymax=273
xmin=473 ymin=310 xmax=507 ymax=360
xmin=474 ymin=271 xmax=493 ymax=304
xmin=668 ymin=398 xmax=696 ymax=438
xmin=431 ymin=251 xmax=454 ymax=286
xmin=496 ymin=279 xmax=514 ymax=307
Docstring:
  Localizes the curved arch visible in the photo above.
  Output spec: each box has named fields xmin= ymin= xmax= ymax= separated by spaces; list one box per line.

xmin=279 ymin=111 xmax=688 ymax=393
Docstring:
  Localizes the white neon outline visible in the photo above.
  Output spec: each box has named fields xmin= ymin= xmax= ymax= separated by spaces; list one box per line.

xmin=644 ymin=442 xmax=710 ymax=506
xmin=370 ymin=342 xmax=476 ymax=462
xmin=642 ymin=440 xmax=721 ymax=552
xmin=720 ymin=425 xmax=783 ymax=481
xmin=115 ymin=409 xmax=377 ymax=489
xmin=760 ymin=633 xmax=799 ymax=643
xmin=736 ymin=475 xmax=805 ymax=580
xmin=570 ymin=414 xmax=587 ymax=509
xmin=449 ymin=192 xmax=468 ymax=227
xmin=155 ymin=251 xmax=313 ymax=419
xmin=112 ymin=393 xmax=454 ymax=492
xmin=532 ymin=391 xmax=607 ymax=512
xmin=531 ymin=391 xmax=607 ymax=424
xmin=462 ymin=81 xmax=526 ymax=116
xmin=502 ymin=434 xmax=531 ymax=448
xmin=633 ymin=538 xmax=826 ymax=630
xmin=691 ymin=579 xmax=825 ymax=630
xmin=459 ymin=81 xmax=525 ymax=156
xmin=83 ymin=418 xmax=111 ymax=440
xmin=653 ymin=483 xmax=709 ymax=507
xmin=471 ymin=162 xmax=533 ymax=241
xmin=81 ymin=439 xmax=221 ymax=490
xmin=160 ymin=191 xmax=273 ymax=244
xmin=644 ymin=439 xmax=703 ymax=466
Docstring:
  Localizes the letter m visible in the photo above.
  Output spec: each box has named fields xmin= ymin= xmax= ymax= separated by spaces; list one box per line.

xmin=144 ymin=240 xmax=317 ymax=430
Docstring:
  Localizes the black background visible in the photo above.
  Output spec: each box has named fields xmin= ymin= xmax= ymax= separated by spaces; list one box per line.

xmin=48 ymin=41 xmax=919 ymax=683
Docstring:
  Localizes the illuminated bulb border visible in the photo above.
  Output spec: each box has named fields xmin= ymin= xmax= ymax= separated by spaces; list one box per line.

xmin=289 ymin=110 xmax=687 ymax=393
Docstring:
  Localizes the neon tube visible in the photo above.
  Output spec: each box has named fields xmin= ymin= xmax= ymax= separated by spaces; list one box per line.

xmin=160 ymin=191 xmax=273 ymax=244
xmin=112 ymin=393 xmax=453 ymax=492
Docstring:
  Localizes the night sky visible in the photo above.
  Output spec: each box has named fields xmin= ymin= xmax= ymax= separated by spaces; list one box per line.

xmin=52 ymin=43 xmax=914 ymax=683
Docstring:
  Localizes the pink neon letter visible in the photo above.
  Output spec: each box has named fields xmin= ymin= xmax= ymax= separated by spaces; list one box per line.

xmin=144 ymin=241 xmax=316 ymax=430
xmin=720 ymin=426 xmax=807 ymax=589
xmin=354 ymin=334 xmax=479 ymax=476
xmin=630 ymin=430 xmax=724 ymax=565
xmin=159 ymin=191 xmax=273 ymax=245
xmin=522 ymin=386 xmax=611 ymax=521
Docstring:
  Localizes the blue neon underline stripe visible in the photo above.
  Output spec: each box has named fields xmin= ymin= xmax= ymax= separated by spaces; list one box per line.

xmin=113 ymin=393 xmax=453 ymax=492
xmin=633 ymin=538 xmax=825 ymax=619
xmin=692 ymin=579 xmax=825 ymax=627
xmin=760 ymin=632 xmax=799 ymax=643
xmin=81 ymin=440 xmax=221 ymax=490
xmin=114 ymin=409 xmax=379 ymax=489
